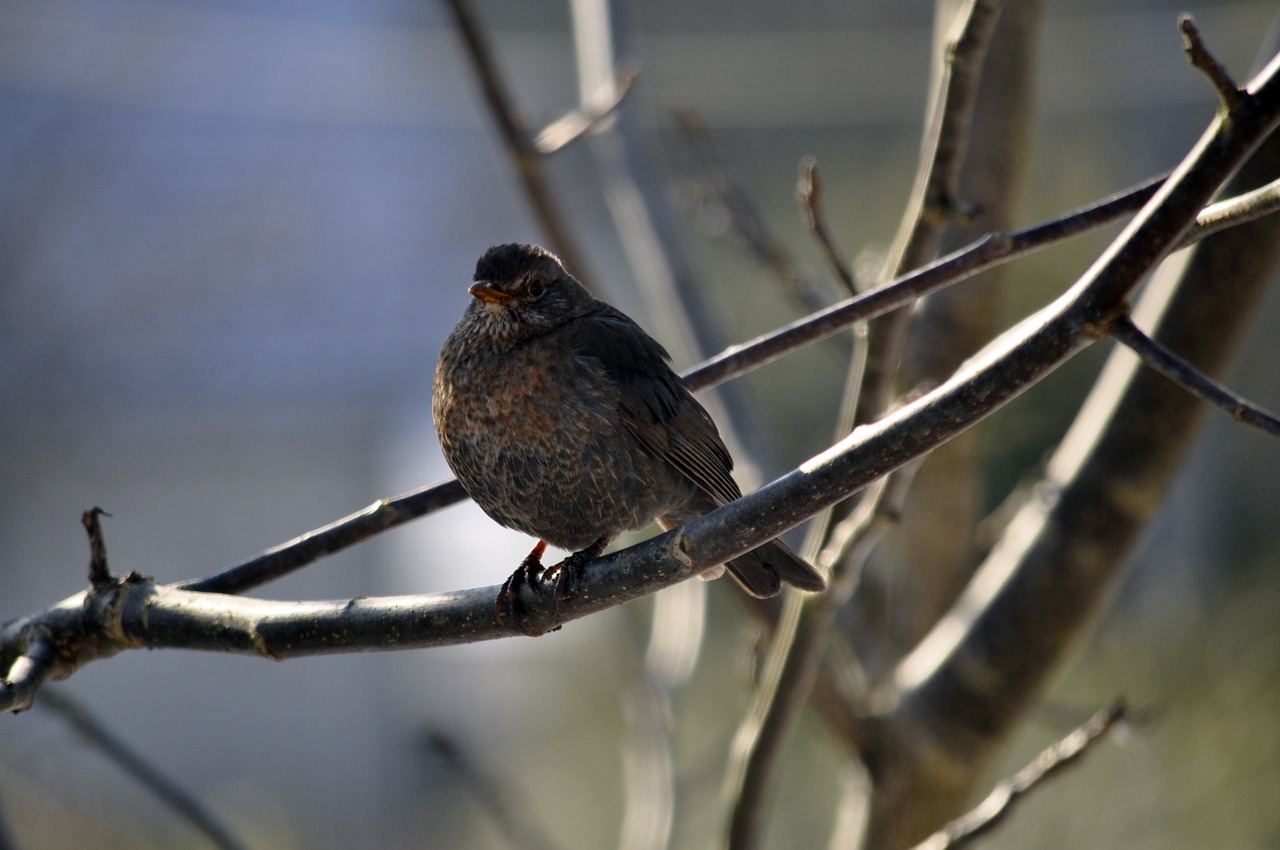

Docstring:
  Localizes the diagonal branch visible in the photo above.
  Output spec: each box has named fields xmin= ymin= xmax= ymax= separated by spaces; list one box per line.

xmin=910 ymin=704 xmax=1127 ymax=850
xmin=859 ymin=0 xmax=1009 ymax=425
xmin=535 ymin=67 xmax=638 ymax=155
xmin=40 ymin=690 xmax=250 ymax=850
xmin=1111 ymin=315 xmax=1280 ymax=437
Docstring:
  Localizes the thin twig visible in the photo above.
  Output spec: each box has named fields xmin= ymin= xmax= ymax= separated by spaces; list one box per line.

xmin=37 ymin=689 xmax=250 ymax=850
xmin=910 ymin=703 xmax=1127 ymax=850
xmin=181 ymin=480 xmax=467 ymax=595
xmin=674 ymin=111 xmax=833 ymax=313
xmin=685 ymin=171 xmax=1166 ymax=391
xmin=81 ymin=507 xmax=112 ymax=589
xmin=535 ymin=67 xmax=638 ymax=154
xmin=1180 ymin=16 xmax=1243 ymax=110
xmin=619 ymin=581 xmax=701 ymax=850
xmin=797 ymin=157 xmax=857 ymax=295
xmin=1111 ymin=315 xmax=1280 ymax=437
xmin=1180 ymin=175 xmax=1280 ymax=244
xmin=442 ymin=0 xmax=593 ymax=284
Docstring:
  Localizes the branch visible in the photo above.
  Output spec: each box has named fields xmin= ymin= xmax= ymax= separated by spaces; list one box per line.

xmin=724 ymin=463 xmax=919 ymax=850
xmin=2 ymin=636 xmax=55 ymax=714
xmin=910 ymin=704 xmax=1127 ymax=850
xmin=674 ymin=111 xmax=835 ymax=314
xmin=442 ymin=0 xmax=593 ymax=284
xmin=1180 ymin=15 xmax=1243 ymax=110
xmin=797 ymin=157 xmax=857 ymax=295
xmin=534 ymin=67 xmax=638 ymax=155
xmin=81 ymin=506 xmax=112 ymax=590
xmin=181 ymin=479 xmax=467 ymax=595
xmin=40 ymin=690 xmax=249 ymax=850
xmin=859 ymin=0 xmax=1008 ymax=424
xmin=1111 ymin=315 xmax=1280 ymax=437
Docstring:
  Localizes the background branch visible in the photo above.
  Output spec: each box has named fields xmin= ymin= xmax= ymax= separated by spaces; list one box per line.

xmin=443 ymin=0 xmax=593 ymax=283
xmin=910 ymin=704 xmax=1126 ymax=850
xmin=40 ymin=690 xmax=249 ymax=850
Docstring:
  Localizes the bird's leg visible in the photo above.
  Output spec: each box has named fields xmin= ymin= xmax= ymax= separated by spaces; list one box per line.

xmin=546 ymin=536 xmax=609 ymax=614
xmin=496 ymin=540 xmax=548 ymax=626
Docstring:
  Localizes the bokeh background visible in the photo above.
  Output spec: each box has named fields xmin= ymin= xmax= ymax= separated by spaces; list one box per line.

xmin=2 ymin=0 xmax=1278 ymax=847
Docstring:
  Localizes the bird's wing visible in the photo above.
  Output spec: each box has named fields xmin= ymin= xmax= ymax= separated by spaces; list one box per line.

xmin=564 ymin=307 xmax=742 ymax=505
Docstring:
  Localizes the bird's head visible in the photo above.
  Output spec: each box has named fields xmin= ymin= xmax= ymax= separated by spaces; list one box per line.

xmin=463 ymin=243 xmax=591 ymax=346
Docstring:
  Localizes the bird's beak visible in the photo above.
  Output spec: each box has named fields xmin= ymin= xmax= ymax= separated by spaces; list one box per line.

xmin=468 ymin=281 xmax=517 ymax=305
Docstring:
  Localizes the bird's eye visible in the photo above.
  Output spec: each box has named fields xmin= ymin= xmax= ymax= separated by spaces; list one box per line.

xmin=526 ymin=279 xmax=546 ymax=299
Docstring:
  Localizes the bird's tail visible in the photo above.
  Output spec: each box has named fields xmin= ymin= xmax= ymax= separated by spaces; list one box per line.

xmin=725 ymin=539 xmax=826 ymax=598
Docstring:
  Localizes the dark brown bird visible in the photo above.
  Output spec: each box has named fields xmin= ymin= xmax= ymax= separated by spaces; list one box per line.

xmin=433 ymin=243 xmax=825 ymax=610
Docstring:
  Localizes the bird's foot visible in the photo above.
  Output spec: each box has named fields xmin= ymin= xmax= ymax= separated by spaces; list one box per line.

xmin=496 ymin=541 xmax=560 ymax=635
xmin=543 ymin=536 xmax=608 ymax=615
xmin=495 ymin=538 xmax=608 ymax=633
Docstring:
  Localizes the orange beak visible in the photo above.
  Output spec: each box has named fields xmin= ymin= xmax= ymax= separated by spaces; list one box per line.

xmin=468 ymin=281 xmax=517 ymax=305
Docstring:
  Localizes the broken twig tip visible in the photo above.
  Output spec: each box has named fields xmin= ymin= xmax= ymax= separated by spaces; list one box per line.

xmin=1178 ymin=15 xmax=1243 ymax=110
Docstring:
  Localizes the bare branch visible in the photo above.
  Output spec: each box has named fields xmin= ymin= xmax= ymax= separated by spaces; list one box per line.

xmin=81 ymin=507 xmax=112 ymax=590
xmin=442 ymin=0 xmax=593 ymax=284
xmin=860 ymin=0 xmax=1008 ymax=425
xmin=1111 ymin=315 xmax=1280 ymax=437
xmin=674 ymin=111 xmax=834 ymax=314
xmin=40 ymin=690 xmax=249 ymax=850
xmin=534 ymin=67 xmax=638 ymax=155
xmin=2 ymin=637 xmax=56 ymax=714
xmin=910 ymin=704 xmax=1126 ymax=850
xmin=725 ymin=462 xmax=920 ymax=850
xmin=1180 ymin=15 xmax=1244 ymax=110
xmin=1181 ymin=175 xmax=1280 ymax=244
xmin=874 ymin=44 xmax=1280 ymax=848
xmin=797 ymin=157 xmax=857 ymax=295
xmin=181 ymin=479 xmax=468 ymax=595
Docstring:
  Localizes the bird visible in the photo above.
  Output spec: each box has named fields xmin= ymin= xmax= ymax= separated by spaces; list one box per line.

xmin=432 ymin=243 xmax=825 ymax=620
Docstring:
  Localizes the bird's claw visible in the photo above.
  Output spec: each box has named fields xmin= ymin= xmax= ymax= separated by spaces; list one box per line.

xmin=494 ymin=538 xmax=606 ymax=634
xmin=495 ymin=541 xmax=563 ymax=636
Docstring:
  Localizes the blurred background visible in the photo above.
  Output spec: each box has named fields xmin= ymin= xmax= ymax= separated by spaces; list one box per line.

xmin=1 ymin=0 xmax=1278 ymax=847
